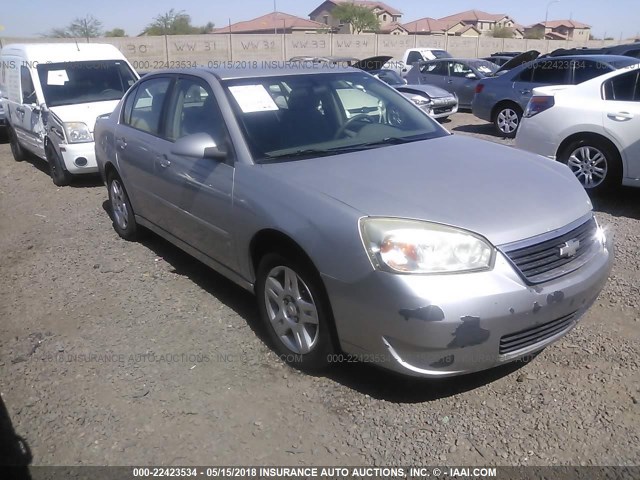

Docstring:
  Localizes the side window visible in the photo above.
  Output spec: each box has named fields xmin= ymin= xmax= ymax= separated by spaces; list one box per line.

xmin=165 ymin=77 xmax=229 ymax=149
xmin=121 ymin=86 xmax=138 ymax=125
xmin=450 ymin=62 xmax=473 ymax=77
xmin=125 ymin=77 xmax=171 ymax=136
xmin=406 ymin=51 xmax=423 ymax=65
xmin=531 ymin=61 xmax=569 ymax=84
xmin=420 ymin=61 xmax=446 ymax=75
xmin=603 ymin=70 xmax=640 ymax=101
xmin=517 ymin=64 xmax=534 ymax=82
xmin=20 ymin=66 xmax=36 ymax=104
xmin=573 ymin=60 xmax=611 ymax=84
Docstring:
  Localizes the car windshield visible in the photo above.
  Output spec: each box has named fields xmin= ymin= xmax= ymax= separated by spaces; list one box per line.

xmin=222 ymin=72 xmax=447 ymax=163
xmin=36 ymin=60 xmax=137 ymax=107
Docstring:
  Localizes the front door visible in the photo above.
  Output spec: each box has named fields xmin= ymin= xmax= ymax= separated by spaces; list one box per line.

xmin=14 ymin=66 xmax=45 ymax=157
xmin=158 ymin=76 xmax=235 ymax=267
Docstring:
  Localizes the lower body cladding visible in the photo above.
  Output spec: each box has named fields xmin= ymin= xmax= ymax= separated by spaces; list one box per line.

xmin=58 ymin=141 xmax=99 ymax=174
xmin=322 ymin=232 xmax=613 ymax=377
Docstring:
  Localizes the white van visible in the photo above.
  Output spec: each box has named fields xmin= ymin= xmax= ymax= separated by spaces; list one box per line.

xmin=0 ymin=43 xmax=138 ymax=185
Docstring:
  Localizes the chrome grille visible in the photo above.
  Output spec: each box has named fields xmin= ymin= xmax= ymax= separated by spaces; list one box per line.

xmin=499 ymin=311 xmax=577 ymax=355
xmin=502 ymin=217 xmax=598 ymax=284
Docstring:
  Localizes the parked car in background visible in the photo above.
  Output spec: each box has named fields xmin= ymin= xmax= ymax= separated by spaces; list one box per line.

xmin=0 ymin=86 xmax=7 ymax=133
xmin=288 ymin=56 xmax=360 ymax=67
xmin=516 ymin=63 xmax=640 ymax=192
xmin=545 ymin=42 xmax=640 ymax=60
xmin=472 ymin=55 xmax=639 ymax=137
xmin=404 ymin=58 xmax=500 ymax=108
xmin=354 ymin=56 xmax=458 ymax=119
xmin=481 ymin=55 xmax=512 ymax=67
xmin=385 ymin=48 xmax=452 ymax=77
xmin=0 ymin=43 xmax=138 ymax=185
xmin=95 ymin=66 xmax=612 ymax=378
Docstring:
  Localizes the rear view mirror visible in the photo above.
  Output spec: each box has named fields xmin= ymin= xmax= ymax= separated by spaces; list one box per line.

xmin=171 ymin=133 xmax=227 ymax=161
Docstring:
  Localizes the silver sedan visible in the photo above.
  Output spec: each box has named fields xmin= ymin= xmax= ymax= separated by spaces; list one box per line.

xmin=95 ymin=67 xmax=613 ymax=377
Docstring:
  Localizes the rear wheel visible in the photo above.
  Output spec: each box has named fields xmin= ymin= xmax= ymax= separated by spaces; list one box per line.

xmin=558 ymin=137 xmax=621 ymax=192
xmin=46 ymin=145 xmax=72 ymax=186
xmin=9 ymin=126 xmax=27 ymax=162
xmin=107 ymin=172 xmax=140 ymax=240
xmin=256 ymin=252 xmax=336 ymax=371
xmin=493 ymin=104 xmax=522 ymax=138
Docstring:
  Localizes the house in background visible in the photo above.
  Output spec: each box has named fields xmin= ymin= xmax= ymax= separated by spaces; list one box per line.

xmin=402 ymin=17 xmax=481 ymax=37
xmin=524 ymin=20 xmax=591 ymax=40
xmin=211 ymin=12 xmax=331 ymax=34
xmin=309 ymin=0 xmax=403 ymax=34
xmin=437 ymin=9 xmax=520 ymax=36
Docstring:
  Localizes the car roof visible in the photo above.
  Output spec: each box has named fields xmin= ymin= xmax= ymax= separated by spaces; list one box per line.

xmin=140 ymin=66 xmax=357 ymax=81
xmin=0 ymin=43 xmax=125 ymax=63
xmin=537 ymin=54 xmax=637 ymax=63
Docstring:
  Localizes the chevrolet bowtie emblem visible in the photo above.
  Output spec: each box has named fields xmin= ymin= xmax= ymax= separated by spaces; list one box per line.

xmin=559 ymin=239 xmax=580 ymax=258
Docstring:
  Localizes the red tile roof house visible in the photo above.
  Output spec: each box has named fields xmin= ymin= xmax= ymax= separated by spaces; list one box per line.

xmin=437 ymin=9 xmax=521 ymax=37
xmin=211 ymin=12 xmax=332 ymax=34
xmin=402 ymin=17 xmax=481 ymax=37
xmin=524 ymin=20 xmax=592 ymax=41
xmin=309 ymin=0 xmax=403 ymax=34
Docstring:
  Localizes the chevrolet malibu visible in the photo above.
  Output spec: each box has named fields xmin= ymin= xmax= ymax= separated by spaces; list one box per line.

xmin=95 ymin=67 xmax=613 ymax=377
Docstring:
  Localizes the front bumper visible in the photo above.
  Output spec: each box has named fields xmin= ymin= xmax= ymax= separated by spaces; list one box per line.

xmin=421 ymin=98 xmax=458 ymax=119
xmin=323 ymin=229 xmax=613 ymax=377
xmin=59 ymin=142 xmax=99 ymax=174
xmin=515 ymin=117 xmax=559 ymax=160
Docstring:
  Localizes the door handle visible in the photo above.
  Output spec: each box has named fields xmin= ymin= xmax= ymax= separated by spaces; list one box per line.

xmin=116 ymin=137 xmax=127 ymax=150
xmin=158 ymin=156 xmax=171 ymax=168
xmin=447 ymin=79 xmax=453 ymax=84
xmin=16 ymin=106 xmax=25 ymax=114
xmin=607 ymin=111 xmax=634 ymax=120
xmin=520 ymin=89 xmax=531 ymax=95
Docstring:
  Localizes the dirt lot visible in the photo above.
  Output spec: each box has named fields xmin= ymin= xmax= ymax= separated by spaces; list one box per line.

xmin=1 ymin=112 xmax=639 ymax=468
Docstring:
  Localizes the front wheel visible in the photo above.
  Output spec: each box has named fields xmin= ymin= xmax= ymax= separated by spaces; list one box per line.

xmin=256 ymin=253 xmax=336 ymax=371
xmin=47 ymin=145 xmax=72 ymax=186
xmin=558 ymin=138 xmax=621 ymax=192
xmin=494 ymin=104 xmax=522 ymax=138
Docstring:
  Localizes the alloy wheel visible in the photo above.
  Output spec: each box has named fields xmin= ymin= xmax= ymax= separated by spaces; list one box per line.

xmin=497 ymin=108 xmax=519 ymax=134
xmin=263 ymin=265 xmax=320 ymax=354
xmin=567 ymin=146 xmax=608 ymax=189
xmin=110 ymin=179 xmax=129 ymax=230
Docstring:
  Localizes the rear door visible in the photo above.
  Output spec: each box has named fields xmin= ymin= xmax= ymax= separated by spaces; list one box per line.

xmin=513 ymin=59 xmax=571 ymax=109
xmin=602 ymin=69 xmax=640 ymax=180
xmin=116 ymin=75 xmax=174 ymax=228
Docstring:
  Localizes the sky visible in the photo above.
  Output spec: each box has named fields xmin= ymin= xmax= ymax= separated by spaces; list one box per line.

xmin=1 ymin=0 xmax=639 ymax=40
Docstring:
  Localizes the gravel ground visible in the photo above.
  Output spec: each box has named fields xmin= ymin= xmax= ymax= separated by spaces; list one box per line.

xmin=1 ymin=112 xmax=639 ymax=467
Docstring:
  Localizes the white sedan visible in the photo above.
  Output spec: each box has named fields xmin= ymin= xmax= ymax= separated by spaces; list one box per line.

xmin=515 ymin=63 xmax=640 ymax=192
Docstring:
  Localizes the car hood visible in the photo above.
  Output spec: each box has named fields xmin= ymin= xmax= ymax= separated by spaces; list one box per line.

xmin=353 ymin=56 xmax=393 ymax=71
xmin=49 ymin=100 xmax=121 ymax=132
xmin=261 ymin=135 xmax=592 ymax=246
xmin=397 ymin=84 xmax=455 ymax=98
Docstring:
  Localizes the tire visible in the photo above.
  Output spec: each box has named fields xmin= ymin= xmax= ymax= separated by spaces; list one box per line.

xmin=256 ymin=252 xmax=336 ymax=371
xmin=9 ymin=126 xmax=27 ymax=162
xmin=558 ymin=137 xmax=622 ymax=192
xmin=493 ymin=104 xmax=522 ymax=138
xmin=107 ymin=172 xmax=140 ymax=241
xmin=46 ymin=145 xmax=72 ymax=186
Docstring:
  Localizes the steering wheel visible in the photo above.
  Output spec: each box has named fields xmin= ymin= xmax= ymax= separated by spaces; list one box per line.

xmin=334 ymin=113 xmax=374 ymax=139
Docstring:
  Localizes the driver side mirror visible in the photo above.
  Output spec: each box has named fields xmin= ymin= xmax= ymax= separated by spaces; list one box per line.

xmin=171 ymin=133 xmax=227 ymax=161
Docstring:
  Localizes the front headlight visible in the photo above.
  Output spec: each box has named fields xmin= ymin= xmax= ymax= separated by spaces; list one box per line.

xmin=64 ymin=122 xmax=93 ymax=143
xmin=360 ymin=218 xmax=495 ymax=274
xmin=410 ymin=95 xmax=431 ymax=107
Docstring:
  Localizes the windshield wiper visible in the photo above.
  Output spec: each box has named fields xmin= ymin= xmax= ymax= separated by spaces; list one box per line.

xmin=262 ymin=136 xmax=432 ymax=162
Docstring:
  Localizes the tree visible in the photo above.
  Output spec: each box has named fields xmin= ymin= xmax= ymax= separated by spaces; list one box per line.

xmin=105 ymin=28 xmax=126 ymax=37
xmin=143 ymin=9 xmax=212 ymax=35
xmin=491 ymin=26 xmax=514 ymax=38
xmin=45 ymin=15 xmax=103 ymax=39
xmin=332 ymin=3 xmax=380 ymax=34
xmin=524 ymin=29 xmax=545 ymax=40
